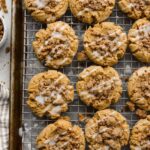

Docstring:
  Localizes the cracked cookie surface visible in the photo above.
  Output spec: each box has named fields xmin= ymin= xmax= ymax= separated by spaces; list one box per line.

xmin=128 ymin=67 xmax=150 ymax=111
xmin=32 ymin=21 xmax=78 ymax=69
xmin=36 ymin=119 xmax=85 ymax=150
xmin=84 ymin=22 xmax=128 ymax=66
xmin=27 ymin=70 xmax=74 ymax=119
xmin=128 ymin=18 xmax=150 ymax=63
xmin=24 ymin=0 xmax=68 ymax=23
xmin=69 ymin=0 xmax=115 ymax=24
xmin=118 ymin=0 xmax=150 ymax=20
xmin=76 ymin=66 xmax=122 ymax=110
xmin=130 ymin=116 xmax=150 ymax=150
xmin=85 ymin=109 xmax=130 ymax=150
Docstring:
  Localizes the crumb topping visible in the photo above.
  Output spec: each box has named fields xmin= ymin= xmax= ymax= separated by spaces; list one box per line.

xmin=130 ymin=116 xmax=150 ymax=149
xmin=84 ymin=28 xmax=126 ymax=61
xmin=33 ymin=22 xmax=78 ymax=69
xmin=133 ymin=70 xmax=150 ymax=107
xmin=119 ymin=0 xmax=150 ymax=19
xmin=86 ymin=110 xmax=129 ymax=149
xmin=129 ymin=22 xmax=150 ymax=52
xmin=37 ymin=120 xmax=85 ymax=150
xmin=77 ymin=0 xmax=114 ymax=16
xmin=79 ymin=70 xmax=121 ymax=101
xmin=126 ymin=0 xmax=150 ymax=12
xmin=28 ymin=72 xmax=74 ymax=118
xmin=32 ymin=0 xmax=62 ymax=9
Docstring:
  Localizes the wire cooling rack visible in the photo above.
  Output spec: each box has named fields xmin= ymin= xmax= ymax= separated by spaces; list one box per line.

xmin=22 ymin=2 xmax=146 ymax=150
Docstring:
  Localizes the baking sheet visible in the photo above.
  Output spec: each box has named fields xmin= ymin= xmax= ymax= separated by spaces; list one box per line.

xmin=22 ymin=2 xmax=146 ymax=150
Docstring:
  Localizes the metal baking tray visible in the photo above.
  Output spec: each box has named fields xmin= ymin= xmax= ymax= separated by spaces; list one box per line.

xmin=10 ymin=0 xmax=148 ymax=150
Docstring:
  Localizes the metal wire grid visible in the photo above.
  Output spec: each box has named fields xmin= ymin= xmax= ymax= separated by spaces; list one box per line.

xmin=22 ymin=2 xmax=145 ymax=150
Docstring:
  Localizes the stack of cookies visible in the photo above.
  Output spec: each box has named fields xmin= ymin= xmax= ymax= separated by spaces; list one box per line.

xmin=24 ymin=0 xmax=150 ymax=149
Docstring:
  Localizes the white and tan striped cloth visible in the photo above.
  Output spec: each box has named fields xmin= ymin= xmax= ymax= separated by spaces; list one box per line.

xmin=0 ymin=84 xmax=9 ymax=150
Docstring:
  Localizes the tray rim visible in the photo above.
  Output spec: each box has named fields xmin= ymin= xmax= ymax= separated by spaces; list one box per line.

xmin=9 ymin=0 xmax=24 ymax=149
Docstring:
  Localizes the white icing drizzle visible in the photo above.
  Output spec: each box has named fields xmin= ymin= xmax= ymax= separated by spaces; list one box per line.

xmin=77 ymin=8 xmax=92 ymax=16
xmin=89 ymin=30 xmax=126 ymax=60
xmin=80 ymin=67 xmax=98 ymax=78
xmin=99 ymin=127 xmax=109 ymax=133
xmin=51 ymin=32 xmax=64 ymax=39
xmin=54 ymin=75 xmax=64 ymax=84
xmin=127 ymin=3 xmax=137 ymax=9
xmin=132 ymin=24 xmax=150 ymax=41
xmin=135 ymin=146 xmax=141 ymax=150
xmin=50 ymin=106 xmax=61 ymax=115
xmin=33 ymin=0 xmax=49 ymax=9
xmin=81 ymin=77 xmax=119 ymax=98
xmin=46 ymin=55 xmax=53 ymax=61
xmin=44 ymin=139 xmax=56 ymax=145
xmin=38 ymin=45 xmax=44 ymax=53
xmin=80 ymin=91 xmax=95 ymax=99
xmin=36 ymin=95 xmax=48 ymax=105
xmin=33 ymin=0 xmax=62 ymax=8
xmin=87 ymin=111 xmax=117 ymax=129
xmin=136 ymin=68 xmax=150 ymax=76
xmin=97 ymin=146 xmax=110 ymax=150
xmin=57 ymin=58 xmax=69 ymax=65
xmin=43 ymin=104 xmax=52 ymax=113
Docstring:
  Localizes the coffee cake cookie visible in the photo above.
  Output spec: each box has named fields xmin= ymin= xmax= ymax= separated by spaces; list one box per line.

xmin=27 ymin=70 xmax=74 ymax=119
xmin=84 ymin=22 xmax=128 ymax=66
xmin=36 ymin=119 xmax=85 ymax=150
xmin=32 ymin=21 xmax=78 ymax=69
xmin=118 ymin=0 xmax=150 ymax=20
xmin=85 ymin=109 xmax=130 ymax=150
xmin=128 ymin=18 xmax=150 ymax=63
xmin=128 ymin=67 xmax=150 ymax=111
xmin=130 ymin=116 xmax=150 ymax=150
xmin=69 ymin=0 xmax=115 ymax=24
xmin=76 ymin=66 xmax=122 ymax=110
xmin=24 ymin=0 xmax=68 ymax=23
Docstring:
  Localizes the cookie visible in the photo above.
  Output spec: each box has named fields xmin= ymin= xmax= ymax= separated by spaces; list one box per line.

xmin=24 ymin=0 xmax=68 ymax=23
xmin=27 ymin=70 xmax=74 ymax=119
xmin=76 ymin=66 xmax=122 ymax=110
xmin=128 ymin=18 xmax=150 ymax=63
xmin=118 ymin=0 xmax=150 ymax=20
xmin=85 ymin=109 xmax=130 ymax=150
xmin=36 ymin=119 xmax=85 ymax=150
xmin=84 ymin=22 xmax=128 ymax=66
xmin=32 ymin=21 xmax=79 ymax=69
xmin=69 ymin=0 xmax=115 ymax=24
xmin=127 ymin=67 xmax=150 ymax=111
xmin=130 ymin=116 xmax=150 ymax=150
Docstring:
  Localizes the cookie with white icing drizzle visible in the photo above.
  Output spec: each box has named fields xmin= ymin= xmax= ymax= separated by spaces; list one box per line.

xmin=128 ymin=67 xmax=150 ymax=111
xmin=36 ymin=119 xmax=85 ymax=150
xmin=130 ymin=116 xmax=150 ymax=150
xmin=128 ymin=18 xmax=150 ymax=63
xmin=69 ymin=0 xmax=115 ymax=24
xmin=85 ymin=109 xmax=130 ymax=150
xmin=27 ymin=70 xmax=74 ymax=119
xmin=32 ymin=21 xmax=78 ymax=69
xmin=76 ymin=66 xmax=122 ymax=110
xmin=118 ymin=0 xmax=150 ymax=20
xmin=24 ymin=0 xmax=68 ymax=23
xmin=83 ymin=22 xmax=128 ymax=66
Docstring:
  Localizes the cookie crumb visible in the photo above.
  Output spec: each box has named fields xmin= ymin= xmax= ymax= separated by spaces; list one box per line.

xmin=78 ymin=113 xmax=90 ymax=123
xmin=77 ymin=51 xmax=88 ymax=61
xmin=126 ymin=102 xmax=135 ymax=112
xmin=136 ymin=109 xmax=147 ymax=119
xmin=0 ymin=0 xmax=8 ymax=13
